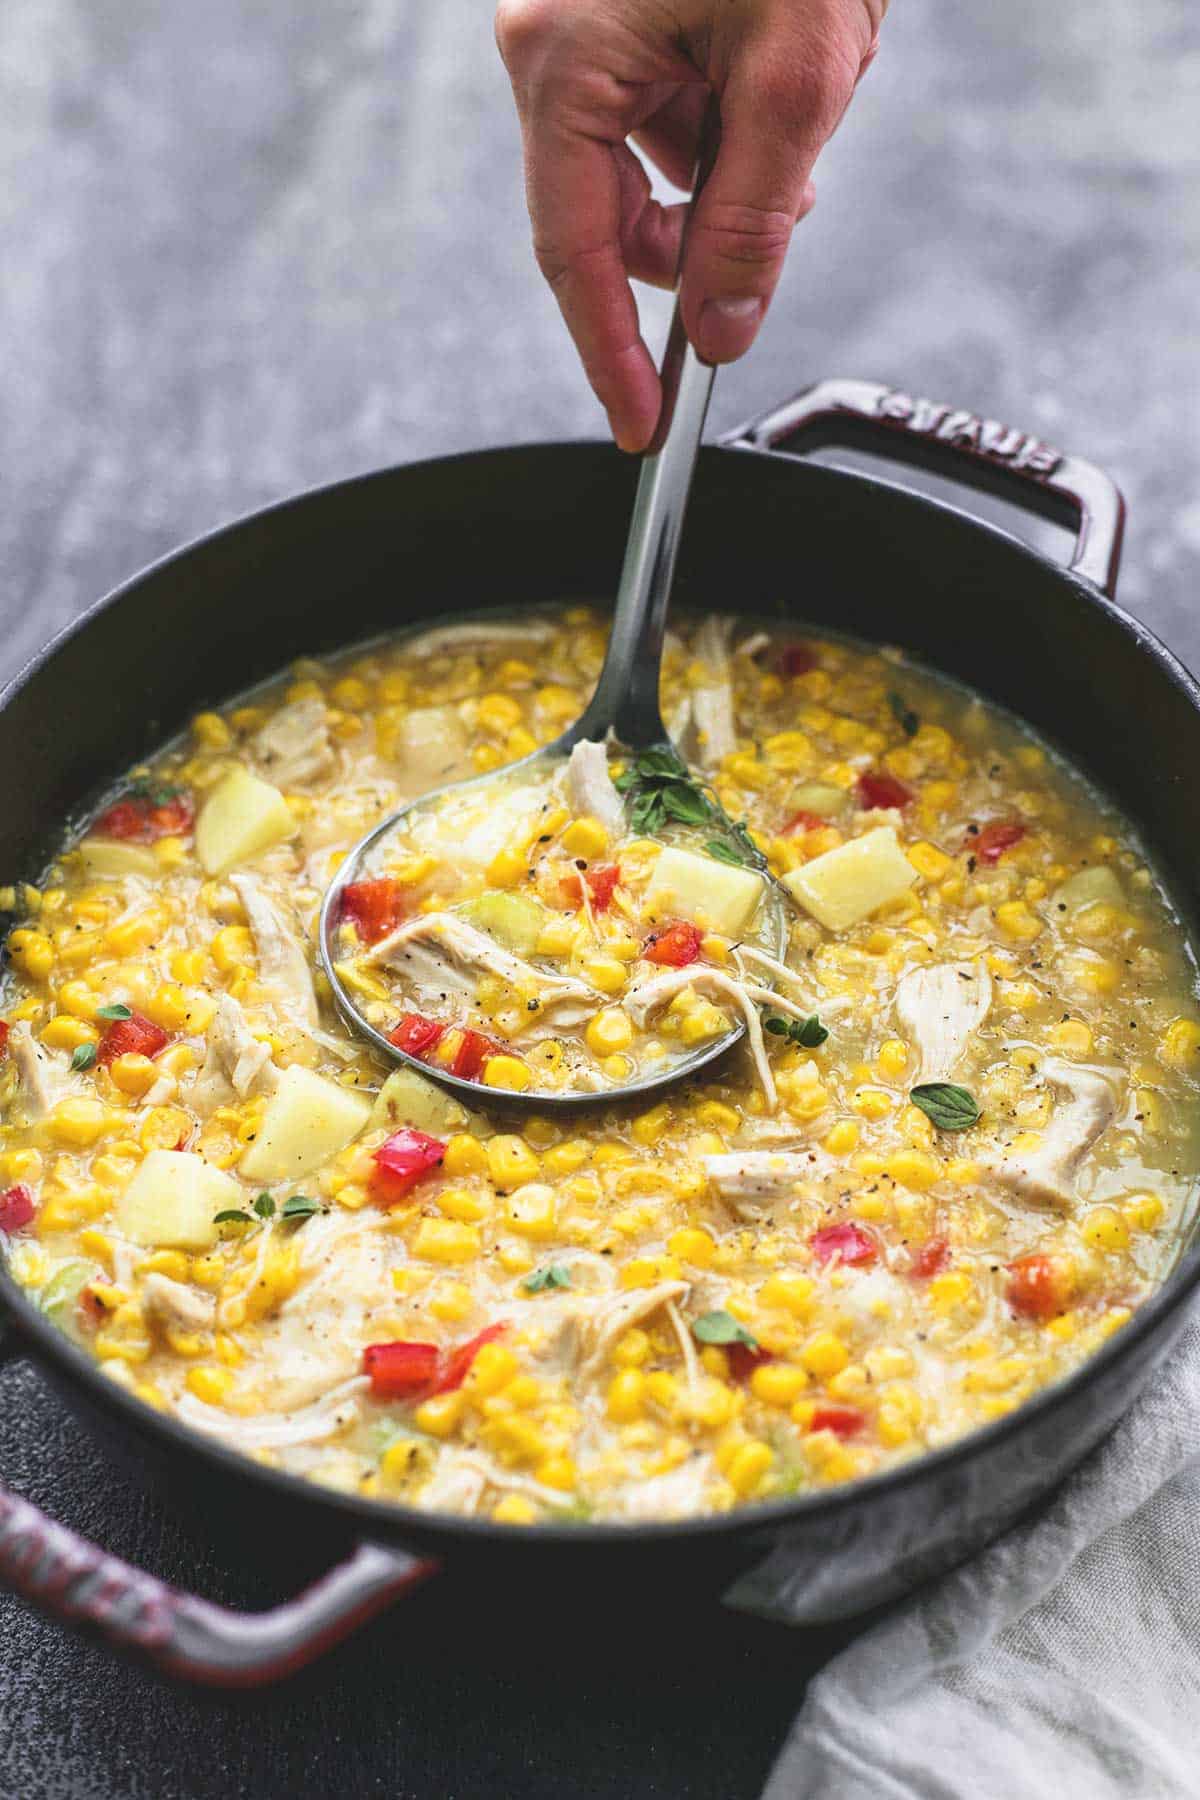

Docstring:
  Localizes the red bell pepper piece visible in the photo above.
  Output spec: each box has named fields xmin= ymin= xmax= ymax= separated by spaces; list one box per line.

xmin=339 ymin=878 xmax=404 ymax=946
xmin=809 ymin=1221 xmax=878 ymax=1267
xmin=726 ymin=1341 xmax=774 ymax=1384
xmin=910 ymin=1235 xmax=950 ymax=1279
xmin=446 ymin=1027 xmax=505 ymax=1082
xmin=563 ymin=863 xmax=620 ymax=912
xmin=369 ymin=1128 xmax=445 ymax=1204
xmin=95 ymin=790 xmax=194 ymax=843
xmin=1006 ymin=1252 xmax=1074 ymax=1321
xmin=0 ymin=1185 xmax=35 ymax=1233
xmin=642 ymin=921 xmax=703 ymax=967
xmin=972 ymin=821 xmax=1026 ymax=865
xmin=809 ymin=1403 xmax=865 ymax=1439
xmin=389 ymin=1012 xmax=446 ymax=1059
xmin=97 ymin=1011 xmax=170 ymax=1067
xmin=0 ymin=1020 xmax=9 ymax=1060
xmin=430 ymin=1321 xmax=508 ymax=1395
xmin=781 ymin=644 xmax=818 ymax=677
xmin=362 ymin=1340 xmax=440 ymax=1398
xmin=856 ymin=770 xmax=911 ymax=811
xmin=782 ymin=810 xmax=828 ymax=837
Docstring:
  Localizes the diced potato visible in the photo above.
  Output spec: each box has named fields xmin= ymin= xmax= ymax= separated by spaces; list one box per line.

xmin=783 ymin=826 xmax=917 ymax=931
xmin=1052 ymin=866 xmax=1124 ymax=913
xmin=195 ymin=767 xmax=295 ymax=876
xmin=370 ymin=1066 xmax=468 ymax=1137
xmin=116 ymin=1150 xmax=242 ymax=1250
xmin=460 ymin=891 xmax=546 ymax=956
xmin=644 ymin=846 xmax=764 ymax=936
xmin=240 ymin=1065 xmax=371 ymax=1182
xmin=79 ymin=839 xmax=161 ymax=880
xmin=786 ymin=783 xmax=847 ymax=819
xmin=395 ymin=706 xmax=469 ymax=788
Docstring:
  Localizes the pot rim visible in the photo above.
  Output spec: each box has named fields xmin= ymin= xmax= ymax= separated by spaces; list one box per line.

xmin=4 ymin=436 xmax=1199 ymax=1551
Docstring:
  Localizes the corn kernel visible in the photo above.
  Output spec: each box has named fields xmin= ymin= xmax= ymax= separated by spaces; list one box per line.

xmin=726 ymin=1441 xmax=774 ymax=1498
xmin=995 ymin=901 xmax=1042 ymax=942
xmin=1123 ymin=1192 xmax=1165 ymax=1232
xmin=45 ymin=1098 xmax=111 ymax=1148
xmin=211 ymin=925 xmax=255 ymax=972
xmin=414 ymin=1392 xmax=466 ymax=1437
xmin=823 ymin=1119 xmax=860 ymax=1157
xmin=1162 ymin=1018 xmax=1200 ymax=1068
xmin=761 ymin=1274 xmax=815 ymax=1316
xmin=801 ymin=1332 xmax=849 ymax=1378
xmin=482 ymin=1054 xmax=532 ymax=1092
xmin=108 ymin=1052 xmax=159 ymax=1097
xmin=463 ymin=1343 xmax=519 ymax=1397
xmin=852 ymin=1086 xmax=893 ymax=1121
xmin=443 ymin=1133 xmax=488 ymax=1178
xmin=907 ymin=841 xmax=952 ymax=881
xmin=486 ymin=1134 xmax=541 ymax=1190
xmin=606 ymin=1369 xmax=646 ymax=1422
xmin=668 ymin=1227 xmax=716 ymax=1268
xmin=886 ymin=1150 xmax=941 ymax=1192
xmin=610 ymin=1328 xmax=650 ymax=1367
xmin=493 ymin=1494 xmax=539 ymax=1524
xmin=750 ymin=1362 xmax=809 ymax=1407
xmin=928 ymin=1270 xmax=972 ymax=1312
xmin=41 ymin=1016 xmax=97 ymax=1053
xmin=8 ymin=929 xmax=54 ymax=981
xmin=1081 ymin=1206 xmax=1131 ymax=1252
xmin=585 ymin=1008 xmax=634 ymax=1057
xmin=186 ymin=1366 xmax=234 ymax=1406
xmin=561 ymin=817 xmax=610 ymax=860
xmin=412 ymin=1219 xmax=481 ymax=1263
xmin=505 ymin=1183 xmax=556 ymax=1240
xmin=436 ymin=1186 xmax=491 ymax=1223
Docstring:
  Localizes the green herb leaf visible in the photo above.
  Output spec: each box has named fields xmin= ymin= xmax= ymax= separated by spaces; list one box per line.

xmin=252 ymin=1192 xmax=276 ymax=1220
xmin=71 ymin=1042 xmax=97 ymax=1071
xmin=280 ymin=1194 xmax=322 ymax=1222
xmin=213 ymin=1209 xmax=252 ymax=1226
xmin=128 ymin=776 xmax=183 ymax=806
xmin=888 ymin=691 xmax=919 ymax=738
xmin=764 ymin=1013 xmax=829 ymax=1048
xmin=704 ymin=839 xmax=750 ymax=868
xmin=95 ymin=1002 xmax=132 ymax=1022
xmin=692 ymin=1309 xmax=759 ymax=1349
xmin=522 ymin=1263 xmax=572 ymax=1293
xmin=910 ymin=1081 xmax=980 ymax=1131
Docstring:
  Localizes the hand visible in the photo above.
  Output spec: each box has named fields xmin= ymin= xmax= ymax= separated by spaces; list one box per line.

xmin=496 ymin=0 xmax=886 ymax=451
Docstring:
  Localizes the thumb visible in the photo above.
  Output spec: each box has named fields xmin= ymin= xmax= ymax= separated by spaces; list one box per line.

xmin=679 ymin=52 xmax=850 ymax=364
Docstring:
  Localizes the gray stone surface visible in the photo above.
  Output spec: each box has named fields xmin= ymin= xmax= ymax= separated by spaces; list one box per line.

xmin=0 ymin=2 xmax=1196 ymax=1796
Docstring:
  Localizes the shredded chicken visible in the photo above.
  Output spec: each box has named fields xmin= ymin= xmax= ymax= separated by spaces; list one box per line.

xmin=665 ymin=1298 xmax=701 ymax=1392
xmin=177 ymin=1375 xmax=370 ymax=1450
xmin=8 ymin=1022 xmax=78 ymax=1118
xmin=702 ymin=1148 xmax=837 ymax=1219
xmin=417 ymin=1454 xmax=489 ymax=1516
xmin=666 ymin=693 xmax=692 ymax=755
xmin=252 ymin=696 xmax=335 ymax=789
xmin=534 ymin=1280 xmax=689 ymax=1381
xmin=895 ymin=961 xmax=993 ymax=1082
xmin=364 ymin=912 xmax=598 ymax=1031
xmin=611 ymin=1456 xmax=715 ymax=1521
xmin=230 ymin=873 xmax=319 ymax=1030
xmin=987 ymin=1057 xmax=1120 ymax=1207
xmin=142 ymin=1273 xmax=216 ymax=1335
xmin=189 ymin=993 xmax=280 ymax=1117
xmin=626 ymin=963 xmax=815 ymax=1109
xmin=564 ymin=738 xmax=625 ymax=836
xmin=690 ymin=615 xmax=737 ymax=766
xmin=401 ymin=619 xmax=555 ymax=658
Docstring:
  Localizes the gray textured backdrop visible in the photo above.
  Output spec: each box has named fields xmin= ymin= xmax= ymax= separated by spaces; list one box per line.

xmin=0 ymin=2 xmax=1197 ymax=1797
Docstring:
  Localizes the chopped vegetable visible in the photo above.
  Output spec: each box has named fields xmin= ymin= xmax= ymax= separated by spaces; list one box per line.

xmin=363 ymin=1340 xmax=440 ymax=1398
xmin=782 ymin=810 xmax=829 ymax=837
xmin=430 ymin=1322 xmax=507 ymax=1394
xmin=446 ymin=1027 xmax=505 ymax=1082
xmin=1006 ymin=1252 xmax=1075 ymax=1320
xmin=1052 ymin=866 xmax=1125 ymax=913
xmin=809 ymin=1403 xmax=866 ymax=1439
xmin=0 ymin=1020 xmax=8 ymax=1060
xmin=642 ymin=920 xmax=703 ymax=968
xmin=910 ymin=1082 xmax=980 ymax=1131
xmin=644 ymin=846 xmax=764 ymax=937
xmin=460 ymin=889 xmax=546 ymax=952
xmin=370 ymin=1063 xmax=468 ymax=1136
xmin=0 ymin=1184 xmax=35 ymax=1233
xmin=857 ymin=770 xmax=912 ymax=812
xmin=809 ymin=1221 xmax=877 ymax=1267
xmin=782 ymin=826 xmax=917 ymax=932
xmin=71 ymin=1042 xmax=97 ymax=1072
xmin=194 ymin=766 xmax=295 ymax=876
xmin=561 ymin=863 xmax=620 ymax=912
xmin=910 ymin=1236 xmax=950 ymax=1279
xmin=117 ymin=1150 xmax=240 ymax=1250
xmin=95 ymin=784 xmax=194 ymax=844
xmin=339 ymin=878 xmax=404 ymax=945
xmin=972 ymin=821 xmax=1026 ymax=865
xmin=389 ymin=1013 xmax=446 ymax=1059
xmin=369 ymin=1128 xmax=446 ymax=1204
xmin=97 ymin=1010 xmax=169 ymax=1067
xmin=780 ymin=644 xmax=817 ymax=676
xmin=280 ymin=1194 xmax=322 ymax=1222
xmin=240 ymin=1065 xmax=372 ymax=1183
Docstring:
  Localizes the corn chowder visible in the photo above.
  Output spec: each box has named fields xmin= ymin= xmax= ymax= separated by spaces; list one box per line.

xmin=1 ymin=608 xmax=1197 ymax=1525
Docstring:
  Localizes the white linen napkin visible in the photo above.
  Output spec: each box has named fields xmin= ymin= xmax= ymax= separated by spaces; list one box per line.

xmin=735 ymin=1312 xmax=1200 ymax=1799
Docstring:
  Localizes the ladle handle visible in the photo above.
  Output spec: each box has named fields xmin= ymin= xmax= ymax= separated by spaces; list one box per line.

xmin=572 ymin=106 xmax=721 ymax=751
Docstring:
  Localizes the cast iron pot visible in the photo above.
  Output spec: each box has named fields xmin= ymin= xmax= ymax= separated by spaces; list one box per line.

xmin=0 ymin=377 xmax=1194 ymax=1685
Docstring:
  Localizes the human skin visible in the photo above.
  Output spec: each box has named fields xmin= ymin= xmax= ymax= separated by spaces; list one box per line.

xmin=496 ymin=0 xmax=887 ymax=450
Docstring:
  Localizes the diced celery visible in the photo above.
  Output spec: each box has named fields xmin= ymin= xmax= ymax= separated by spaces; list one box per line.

xmin=38 ymin=1260 xmax=96 ymax=1342
xmin=459 ymin=891 xmax=547 ymax=955
xmin=786 ymin=783 xmax=847 ymax=819
xmin=1052 ymin=866 xmax=1125 ymax=913
xmin=370 ymin=1066 xmax=468 ymax=1136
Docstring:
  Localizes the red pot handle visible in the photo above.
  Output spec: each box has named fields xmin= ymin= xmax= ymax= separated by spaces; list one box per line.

xmin=721 ymin=376 xmax=1125 ymax=597
xmin=0 ymin=1480 xmax=437 ymax=1686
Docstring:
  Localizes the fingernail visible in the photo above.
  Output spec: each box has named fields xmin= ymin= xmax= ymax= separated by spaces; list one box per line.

xmin=697 ymin=297 xmax=764 ymax=362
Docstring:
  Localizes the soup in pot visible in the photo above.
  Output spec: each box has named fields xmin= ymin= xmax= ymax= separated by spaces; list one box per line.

xmin=1 ymin=607 xmax=1197 ymax=1524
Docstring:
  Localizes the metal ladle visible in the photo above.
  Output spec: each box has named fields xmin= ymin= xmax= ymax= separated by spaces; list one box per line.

xmin=319 ymin=127 xmax=788 ymax=1111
